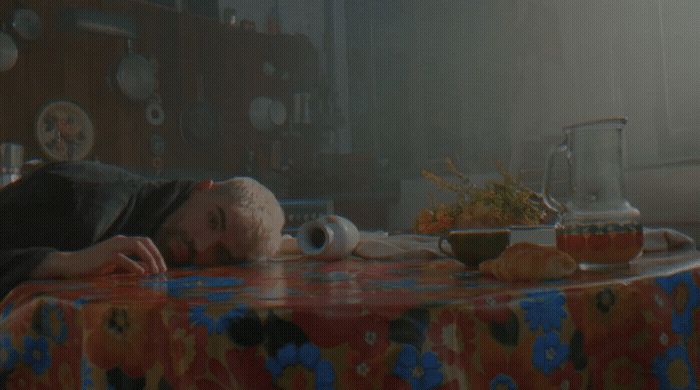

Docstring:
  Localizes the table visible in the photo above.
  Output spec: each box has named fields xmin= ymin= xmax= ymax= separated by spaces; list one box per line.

xmin=0 ymin=250 xmax=699 ymax=389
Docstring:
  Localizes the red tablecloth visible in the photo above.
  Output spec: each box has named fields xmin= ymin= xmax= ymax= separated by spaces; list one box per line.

xmin=0 ymin=251 xmax=699 ymax=389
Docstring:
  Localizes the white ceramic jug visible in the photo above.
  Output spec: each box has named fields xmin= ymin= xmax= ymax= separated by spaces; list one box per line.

xmin=296 ymin=215 xmax=360 ymax=260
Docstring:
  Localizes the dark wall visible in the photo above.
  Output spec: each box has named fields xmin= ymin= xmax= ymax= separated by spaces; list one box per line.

xmin=0 ymin=0 xmax=316 ymax=180
xmin=184 ymin=0 xmax=219 ymax=18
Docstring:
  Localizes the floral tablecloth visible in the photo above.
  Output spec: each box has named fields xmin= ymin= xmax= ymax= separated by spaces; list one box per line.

xmin=1 ymin=251 xmax=699 ymax=389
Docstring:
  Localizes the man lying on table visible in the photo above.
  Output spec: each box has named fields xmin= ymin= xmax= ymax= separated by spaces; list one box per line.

xmin=0 ymin=161 xmax=285 ymax=298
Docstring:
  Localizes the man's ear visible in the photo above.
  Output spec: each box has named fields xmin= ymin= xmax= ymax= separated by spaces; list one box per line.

xmin=195 ymin=180 xmax=215 ymax=191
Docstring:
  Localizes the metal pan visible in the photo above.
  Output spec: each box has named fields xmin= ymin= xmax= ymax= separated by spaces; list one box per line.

xmin=115 ymin=40 xmax=157 ymax=102
xmin=0 ymin=31 xmax=18 ymax=72
xmin=11 ymin=8 xmax=41 ymax=40
xmin=60 ymin=9 xmax=153 ymax=102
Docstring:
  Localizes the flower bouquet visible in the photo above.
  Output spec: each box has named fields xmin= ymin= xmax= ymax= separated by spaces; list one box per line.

xmin=414 ymin=159 xmax=549 ymax=234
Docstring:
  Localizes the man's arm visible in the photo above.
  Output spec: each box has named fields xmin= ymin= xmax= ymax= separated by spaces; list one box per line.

xmin=0 ymin=247 xmax=56 ymax=299
xmin=1 ymin=236 xmax=167 ymax=299
xmin=30 ymin=236 xmax=167 ymax=279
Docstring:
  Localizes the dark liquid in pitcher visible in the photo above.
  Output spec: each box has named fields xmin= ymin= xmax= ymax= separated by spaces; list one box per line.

xmin=556 ymin=223 xmax=644 ymax=265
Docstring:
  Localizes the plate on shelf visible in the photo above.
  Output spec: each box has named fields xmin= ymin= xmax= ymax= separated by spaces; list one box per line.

xmin=35 ymin=100 xmax=94 ymax=161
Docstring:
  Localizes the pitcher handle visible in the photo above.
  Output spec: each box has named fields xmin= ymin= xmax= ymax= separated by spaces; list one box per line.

xmin=438 ymin=236 xmax=452 ymax=257
xmin=543 ymin=143 xmax=567 ymax=213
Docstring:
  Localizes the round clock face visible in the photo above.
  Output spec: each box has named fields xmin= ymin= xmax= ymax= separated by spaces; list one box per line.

xmin=35 ymin=100 xmax=94 ymax=161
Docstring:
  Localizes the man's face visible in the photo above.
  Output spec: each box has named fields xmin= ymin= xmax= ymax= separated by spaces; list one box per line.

xmin=156 ymin=187 xmax=242 ymax=266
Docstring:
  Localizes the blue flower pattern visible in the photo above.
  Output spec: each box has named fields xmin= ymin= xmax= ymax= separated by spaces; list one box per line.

xmin=373 ymin=279 xmax=418 ymax=290
xmin=40 ymin=302 xmax=68 ymax=344
xmin=1 ymin=304 xmax=13 ymax=321
xmin=73 ymin=298 xmax=88 ymax=308
xmin=189 ymin=303 xmax=247 ymax=334
xmin=656 ymin=272 xmax=700 ymax=336
xmin=143 ymin=275 xmax=245 ymax=297
xmin=206 ymin=291 xmax=234 ymax=302
xmin=393 ymin=344 xmax=444 ymax=390
xmin=5 ymin=249 xmax=700 ymax=388
xmin=520 ymin=291 xmax=567 ymax=332
xmin=0 ymin=335 xmax=18 ymax=371
xmin=265 ymin=342 xmax=335 ymax=389
xmin=81 ymin=357 xmax=95 ymax=390
xmin=23 ymin=336 xmax=50 ymax=375
xmin=490 ymin=373 xmax=518 ymax=390
xmin=653 ymin=345 xmax=696 ymax=390
xmin=532 ymin=332 xmax=568 ymax=375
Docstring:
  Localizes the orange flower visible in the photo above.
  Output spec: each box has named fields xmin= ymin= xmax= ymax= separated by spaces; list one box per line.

xmin=5 ymin=365 xmax=53 ymax=390
xmin=416 ymin=209 xmax=434 ymax=223
xmin=83 ymin=303 xmax=167 ymax=378
xmin=417 ymin=159 xmax=545 ymax=231
xmin=470 ymin=330 xmax=552 ymax=389
xmin=415 ymin=207 xmax=457 ymax=234
xmin=435 ymin=210 xmax=454 ymax=225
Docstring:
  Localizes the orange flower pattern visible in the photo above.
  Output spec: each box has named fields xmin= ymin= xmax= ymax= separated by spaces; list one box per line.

xmin=0 ymin=254 xmax=698 ymax=389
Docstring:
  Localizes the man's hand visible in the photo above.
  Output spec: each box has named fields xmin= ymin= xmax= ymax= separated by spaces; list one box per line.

xmin=32 ymin=235 xmax=168 ymax=279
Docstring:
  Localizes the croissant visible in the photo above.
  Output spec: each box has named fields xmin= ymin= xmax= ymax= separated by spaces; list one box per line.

xmin=478 ymin=242 xmax=577 ymax=282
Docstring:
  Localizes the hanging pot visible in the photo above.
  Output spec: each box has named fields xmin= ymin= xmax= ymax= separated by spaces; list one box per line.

xmin=0 ymin=31 xmax=18 ymax=72
xmin=11 ymin=8 xmax=41 ymax=41
xmin=115 ymin=40 xmax=156 ymax=102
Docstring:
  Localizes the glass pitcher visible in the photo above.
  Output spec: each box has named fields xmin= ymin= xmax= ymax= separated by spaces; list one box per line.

xmin=543 ymin=117 xmax=643 ymax=269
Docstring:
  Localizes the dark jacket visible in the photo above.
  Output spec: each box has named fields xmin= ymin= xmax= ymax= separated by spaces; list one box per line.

xmin=0 ymin=161 xmax=196 ymax=298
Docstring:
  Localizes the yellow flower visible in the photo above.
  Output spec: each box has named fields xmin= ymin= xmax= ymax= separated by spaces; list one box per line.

xmin=415 ymin=159 xmax=546 ymax=232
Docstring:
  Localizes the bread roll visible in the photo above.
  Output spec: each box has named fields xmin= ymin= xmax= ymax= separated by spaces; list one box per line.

xmin=479 ymin=242 xmax=577 ymax=282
